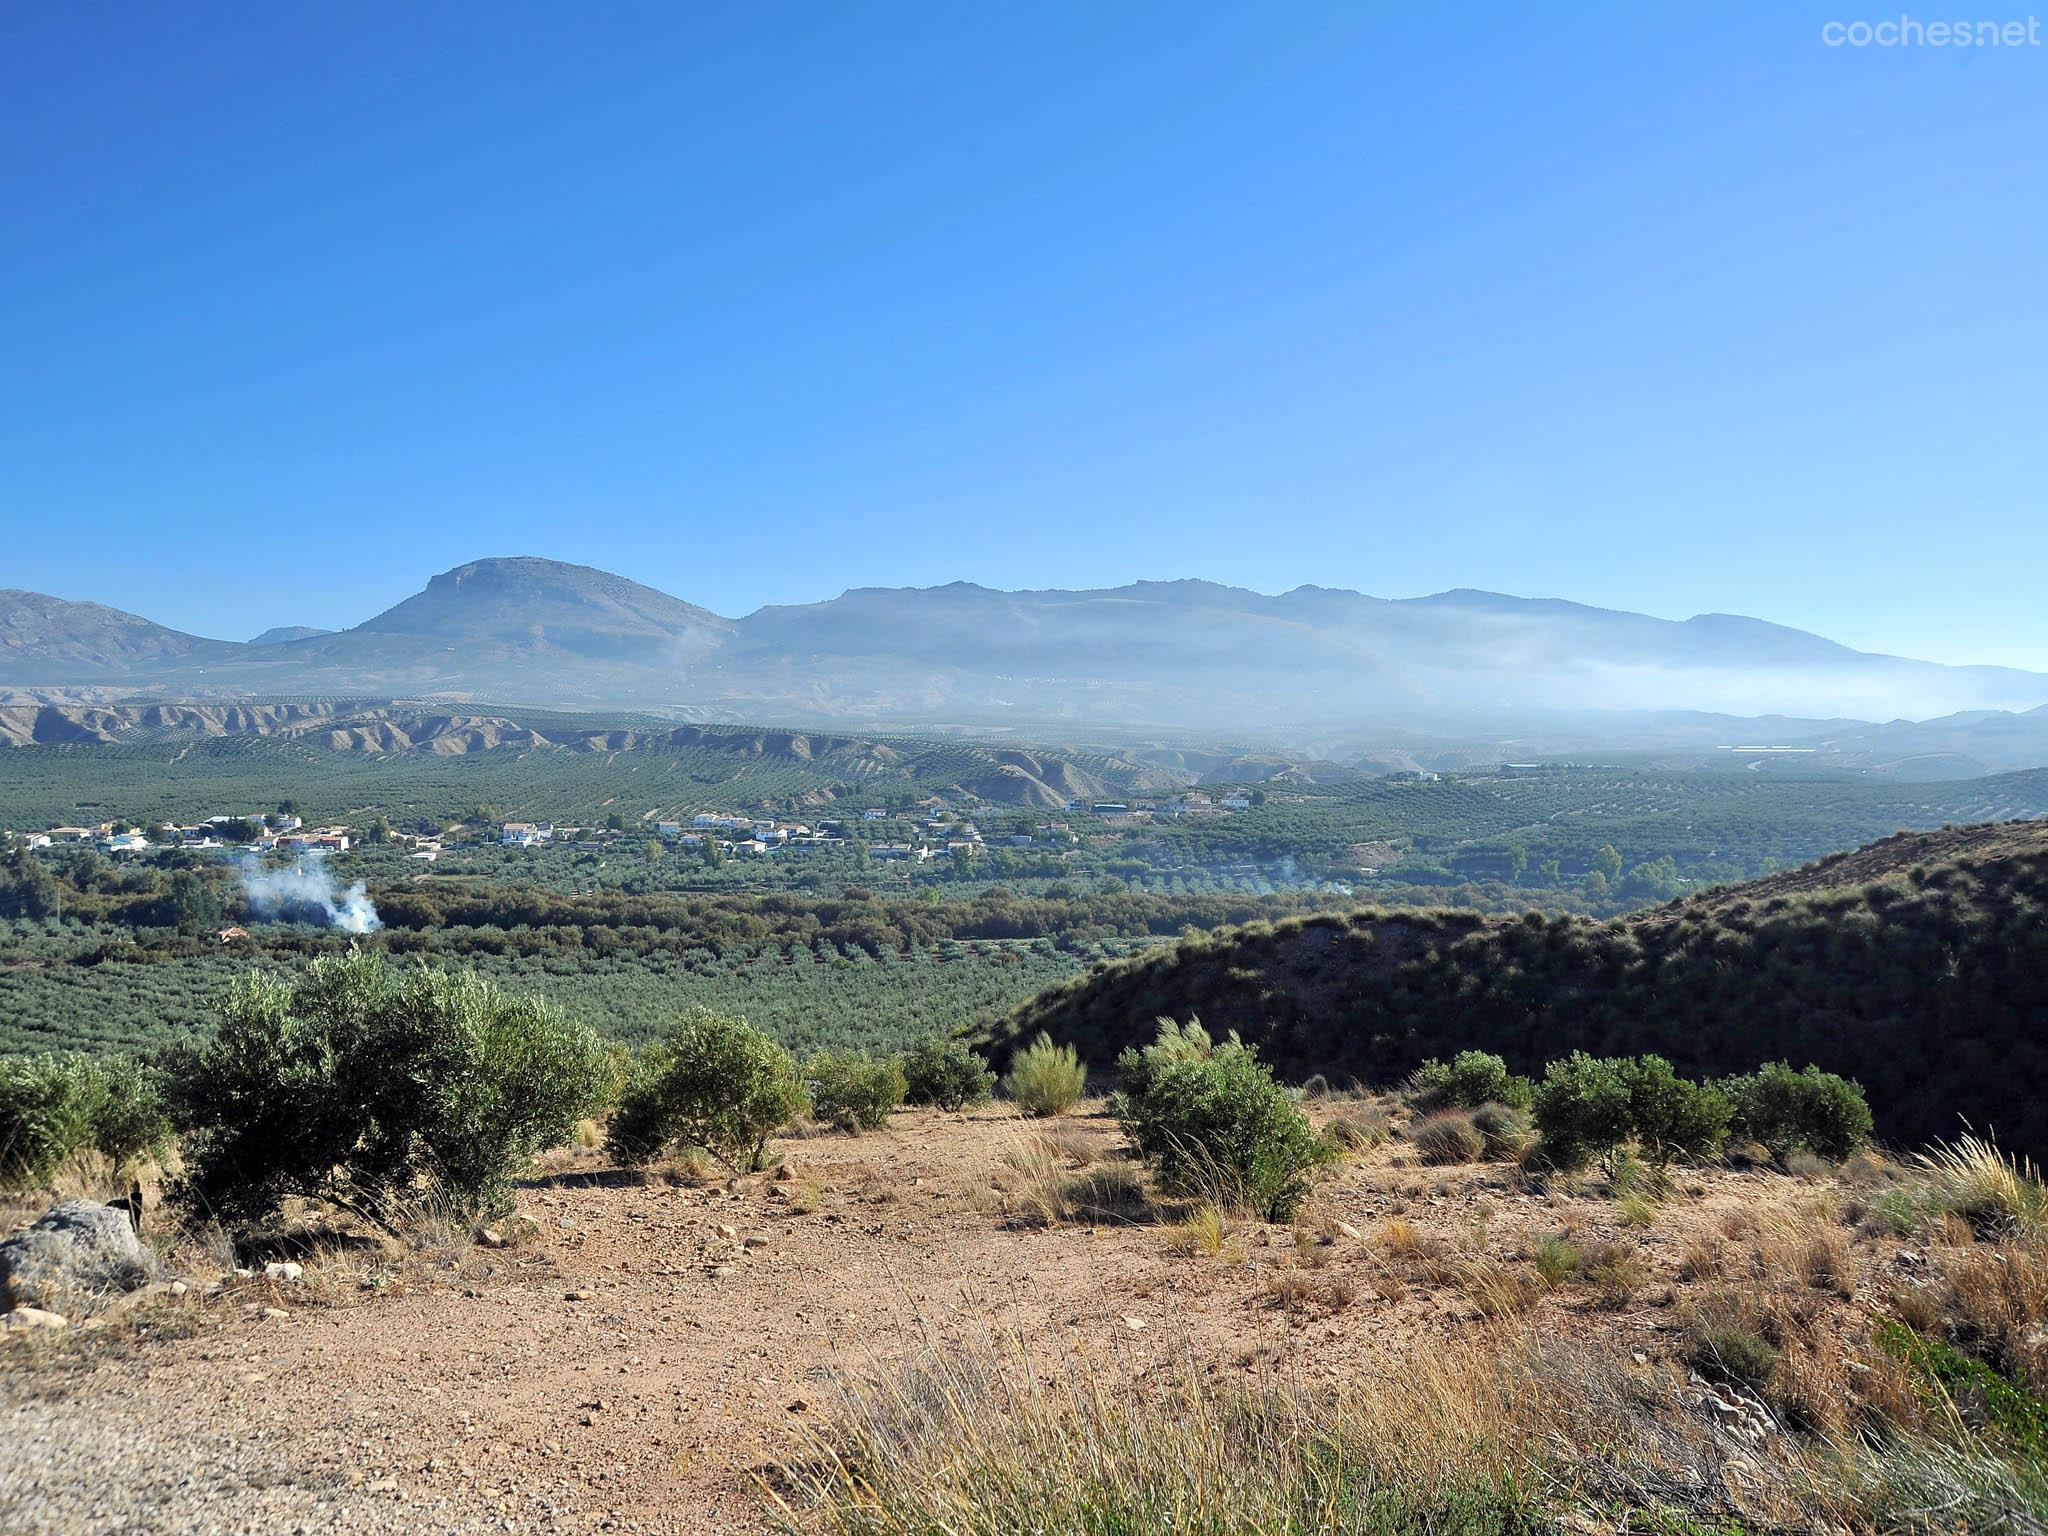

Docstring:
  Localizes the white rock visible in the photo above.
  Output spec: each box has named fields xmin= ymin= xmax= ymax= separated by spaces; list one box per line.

xmin=264 ymin=1262 xmax=303 ymax=1283
xmin=2 ymin=1306 xmax=68 ymax=1331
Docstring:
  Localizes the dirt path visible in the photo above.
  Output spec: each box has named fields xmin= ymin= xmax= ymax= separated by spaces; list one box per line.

xmin=0 ymin=1106 xmax=1799 ymax=1535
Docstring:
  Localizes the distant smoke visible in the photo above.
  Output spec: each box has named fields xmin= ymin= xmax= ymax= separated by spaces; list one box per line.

xmin=239 ymin=854 xmax=381 ymax=934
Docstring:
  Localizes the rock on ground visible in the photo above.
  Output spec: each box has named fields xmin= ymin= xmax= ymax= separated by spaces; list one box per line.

xmin=0 ymin=1201 xmax=160 ymax=1312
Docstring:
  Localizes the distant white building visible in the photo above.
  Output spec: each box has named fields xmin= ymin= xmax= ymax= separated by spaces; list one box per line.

xmin=500 ymin=822 xmax=551 ymax=847
xmin=861 ymin=808 xmax=887 ymax=821
xmin=1220 ymin=794 xmax=1251 ymax=810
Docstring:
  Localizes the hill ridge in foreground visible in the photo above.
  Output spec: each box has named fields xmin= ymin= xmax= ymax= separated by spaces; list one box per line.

xmin=993 ymin=818 xmax=2048 ymax=1155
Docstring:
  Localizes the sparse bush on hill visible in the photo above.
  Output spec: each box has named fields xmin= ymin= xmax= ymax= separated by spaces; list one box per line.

xmin=1412 ymin=1050 xmax=1533 ymax=1112
xmin=1533 ymin=1053 xmax=1728 ymax=1169
xmin=899 ymin=1035 xmax=996 ymax=1111
xmin=1412 ymin=1110 xmax=1486 ymax=1165
xmin=1001 ymin=1033 xmax=1086 ymax=1117
xmin=992 ymin=827 xmax=2048 ymax=1158
xmin=1722 ymin=1062 xmax=1873 ymax=1162
xmin=0 ymin=1051 xmax=167 ymax=1190
xmin=608 ymin=1009 xmax=809 ymax=1172
xmin=1325 ymin=1109 xmax=1389 ymax=1152
xmin=1469 ymin=1101 xmax=1535 ymax=1161
xmin=174 ymin=952 xmax=611 ymax=1231
xmin=806 ymin=1050 xmax=907 ymax=1133
xmin=1613 ymin=1055 xmax=1730 ymax=1166
xmin=1529 ymin=1054 xmax=1632 ymax=1169
xmin=1111 ymin=1020 xmax=1333 ymax=1221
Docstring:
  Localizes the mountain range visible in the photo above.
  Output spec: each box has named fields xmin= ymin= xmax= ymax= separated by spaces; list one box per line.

xmin=4 ymin=557 xmax=2045 ymax=763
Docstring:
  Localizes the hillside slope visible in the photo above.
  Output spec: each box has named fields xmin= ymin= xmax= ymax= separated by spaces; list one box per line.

xmin=995 ymin=819 xmax=2048 ymax=1154
xmin=0 ymin=591 xmax=231 ymax=677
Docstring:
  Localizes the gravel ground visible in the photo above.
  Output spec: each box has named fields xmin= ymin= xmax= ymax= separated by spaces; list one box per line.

xmin=0 ymin=1351 xmax=513 ymax=1536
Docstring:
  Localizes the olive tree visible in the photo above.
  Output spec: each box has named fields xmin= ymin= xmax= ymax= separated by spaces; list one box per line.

xmin=175 ymin=952 xmax=611 ymax=1232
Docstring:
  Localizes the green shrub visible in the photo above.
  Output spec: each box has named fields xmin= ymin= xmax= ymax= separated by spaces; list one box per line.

xmin=807 ymin=1050 xmax=908 ymax=1133
xmin=1532 ymin=1053 xmax=1633 ymax=1168
xmin=899 ymin=1036 xmax=996 ymax=1112
xmin=1613 ymin=1056 xmax=1729 ymax=1165
xmin=0 ymin=1052 xmax=168 ymax=1190
xmin=1688 ymin=1322 xmax=1779 ymax=1391
xmin=1411 ymin=1110 xmax=1486 ymax=1165
xmin=609 ymin=1009 xmax=810 ymax=1172
xmin=1412 ymin=1050 xmax=1533 ymax=1111
xmin=1533 ymin=1053 xmax=1727 ymax=1168
xmin=1003 ymin=1034 xmax=1087 ymax=1117
xmin=1533 ymin=1233 xmax=1583 ymax=1287
xmin=174 ymin=952 xmax=611 ymax=1231
xmin=1722 ymin=1063 xmax=1873 ymax=1162
xmin=1112 ymin=1023 xmax=1333 ymax=1222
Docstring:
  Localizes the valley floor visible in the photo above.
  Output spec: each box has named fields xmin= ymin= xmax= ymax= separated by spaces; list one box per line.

xmin=0 ymin=1105 xmax=1982 ymax=1535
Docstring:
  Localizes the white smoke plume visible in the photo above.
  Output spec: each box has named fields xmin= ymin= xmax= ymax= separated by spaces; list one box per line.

xmin=239 ymin=855 xmax=381 ymax=934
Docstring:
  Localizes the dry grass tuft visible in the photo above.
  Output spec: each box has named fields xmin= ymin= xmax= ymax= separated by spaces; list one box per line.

xmin=1165 ymin=1203 xmax=1231 ymax=1258
xmin=1914 ymin=1135 xmax=2047 ymax=1238
xmin=1614 ymin=1192 xmax=1658 ymax=1230
xmin=773 ymin=1318 xmax=2048 ymax=1536
xmin=1380 ymin=1216 xmax=1426 ymax=1257
xmin=1454 ymin=1259 xmax=1541 ymax=1318
xmin=996 ymin=1138 xmax=1152 ymax=1228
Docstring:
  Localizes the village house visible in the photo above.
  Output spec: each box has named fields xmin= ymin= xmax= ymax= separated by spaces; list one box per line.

xmin=499 ymin=821 xmax=551 ymax=847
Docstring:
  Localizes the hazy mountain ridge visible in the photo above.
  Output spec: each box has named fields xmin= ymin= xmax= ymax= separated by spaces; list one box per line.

xmin=3 ymin=558 xmax=2044 ymax=744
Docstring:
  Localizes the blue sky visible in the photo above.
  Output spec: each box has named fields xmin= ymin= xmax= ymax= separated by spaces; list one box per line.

xmin=3 ymin=3 xmax=2044 ymax=666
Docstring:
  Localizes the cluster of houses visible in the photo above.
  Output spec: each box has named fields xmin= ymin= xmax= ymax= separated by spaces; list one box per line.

xmin=20 ymin=813 xmax=353 ymax=856
xmin=486 ymin=805 xmax=1096 ymax=864
xmin=12 ymin=784 xmax=1275 ymax=871
xmin=1058 ymin=792 xmax=1256 ymax=816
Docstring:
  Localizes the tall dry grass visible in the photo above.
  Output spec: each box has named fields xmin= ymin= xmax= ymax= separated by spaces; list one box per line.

xmin=770 ymin=1318 xmax=2048 ymax=1536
